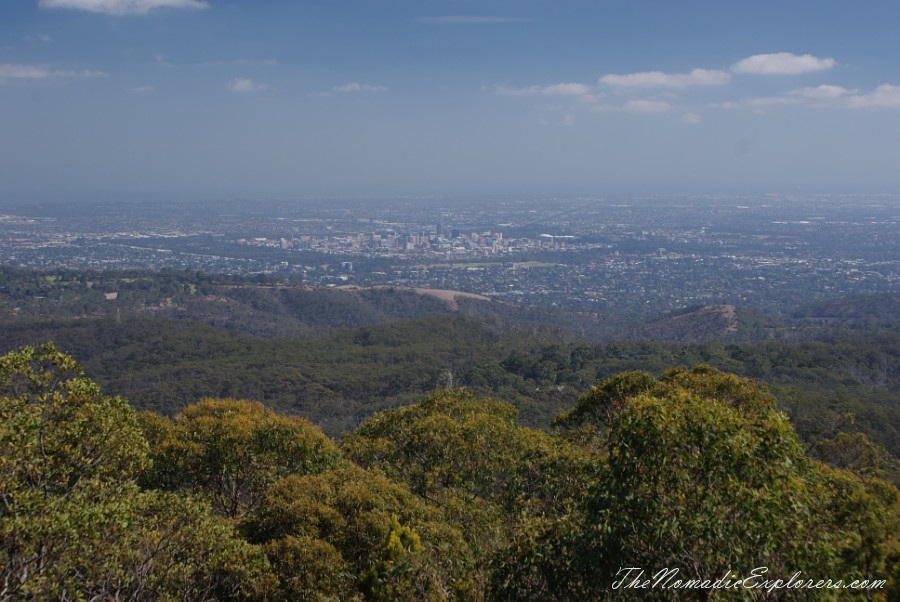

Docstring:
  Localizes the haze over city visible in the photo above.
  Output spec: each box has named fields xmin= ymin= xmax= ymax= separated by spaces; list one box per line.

xmin=3 ymin=0 xmax=900 ymax=201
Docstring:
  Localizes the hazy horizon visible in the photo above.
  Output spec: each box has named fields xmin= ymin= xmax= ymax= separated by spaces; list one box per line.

xmin=3 ymin=1 xmax=900 ymax=202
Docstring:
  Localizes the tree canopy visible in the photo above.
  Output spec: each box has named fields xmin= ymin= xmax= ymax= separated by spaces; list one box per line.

xmin=138 ymin=398 xmax=343 ymax=518
xmin=0 ymin=344 xmax=274 ymax=601
xmin=1 ymin=345 xmax=898 ymax=601
xmin=495 ymin=366 xmax=900 ymax=601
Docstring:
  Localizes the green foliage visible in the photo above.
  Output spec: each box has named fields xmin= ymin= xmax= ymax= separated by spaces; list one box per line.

xmin=5 ymin=286 xmax=900 ymax=467
xmin=3 ymin=342 xmax=899 ymax=600
xmin=587 ymin=386 xmax=822 ymax=598
xmin=344 ymin=389 xmax=597 ymax=517
xmin=487 ymin=513 xmax=590 ymax=601
xmin=0 ymin=342 xmax=148 ymax=498
xmin=0 ymin=344 xmax=274 ymax=600
xmin=812 ymin=431 xmax=900 ymax=482
xmin=359 ymin=516 xmax=430 ymax=602
xmin=343 ymin=388 xmax=599 ymax=595
xmin=554 ymin=370 xmax=657 ymax=429
xmin=139 ymin=398 xmax=343 ymax=518
xmin=2 ymin=485 xmax=275 ymax=601
xmin=244 ymin=464 xmax=477 ymax=601
xmin=530 ymin=365 xmax=900 ymax=601
xmin=263 ymin=535 xmax=353 ymax=602
xmin=817 ymin=467 xmax=900 ymax=598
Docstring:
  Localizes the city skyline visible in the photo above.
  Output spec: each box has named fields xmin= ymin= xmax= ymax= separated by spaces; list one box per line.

xmin=2 ymin=1 xmax=900 ymax=201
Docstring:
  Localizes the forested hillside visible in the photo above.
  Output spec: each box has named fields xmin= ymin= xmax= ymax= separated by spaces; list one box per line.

xmin=3 ymin=266 xmax=900 ymax=598
xmin=0 ymin=265 xmax=822 ymax=343
xmin=1 ymin=267 xmax=900 ymax=470
xmin=2 ymin=346 xmax=897 ymax=600
xmin=1 ymin=315 xmax=899 ymax=473
xmin=793 ymin=293 xmax=900 ymax=324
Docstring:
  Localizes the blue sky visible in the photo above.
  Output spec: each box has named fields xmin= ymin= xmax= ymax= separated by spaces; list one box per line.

xmin=2 ymin=0 xmax=900 ymax=201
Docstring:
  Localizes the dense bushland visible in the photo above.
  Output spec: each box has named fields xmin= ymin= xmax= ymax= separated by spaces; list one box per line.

xmin=2 ymin=345 xmax=898 ymax=600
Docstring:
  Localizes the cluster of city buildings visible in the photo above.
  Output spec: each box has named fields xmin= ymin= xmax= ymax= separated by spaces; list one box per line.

xmin=1 ymin=195 xmax=898 ymax=316
xmin=234 ymin=227 xmax=591 ymax=260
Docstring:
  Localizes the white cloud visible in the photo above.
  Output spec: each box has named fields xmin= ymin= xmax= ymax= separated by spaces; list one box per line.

xmin=737 ymin=96 xmax=805 ymax=114
xmin=562 ymin=114 xmax=575 ymax=126
xmin=681 ymin=112 xmax=702 ymax=124
xmin=709 ymin=96 xmax=803 ymax=112
xmin=731 ymin=52 xmax=835 ymax=75
xmin=56 ymin=69 xmax=108 ymax=78
xmin=0 ymin=63 xmax=107 ymax=82
xmin=333 ymin=82 xmax=387 ymax=93
xmin=0 ymin=64 xmax=50 ymax=79
xmin=623 ymin=99 xmax=673 ymax=113
xmin=491 ymin=84 xmax=540 ymax=96
xmin=713 ymin=84 xmax=900 ymax=111
xmin=712 ymin=83 xmax=900 ymax=111
xmin=588 ymin=100 xmax=675 ymax=113
xmin=39 ymin=0 xmax=208 ymax=15
xmin=599 ymin=68 xmax=730 ymax=89
xmin=542 ymin=83 xmax=591 ymax=96
xmin=417 ymin=16 xmax=533 ymax=24
xmin=491 ymin=82 xmax=591 ymax=97
xmin=789 ymin=84 xmax=851 ymax=99
xmin=579 ymin=93 xmax=603 ymax=103
xmin=745 ymin=96 xmax=805 ymax=107
xmin=843 ymin=84 xmax=900 ymax=109
xmin=226 ymin=77 xmax=267 ymax=92
xmin=24 ymin=34 xmax=54 ymax=42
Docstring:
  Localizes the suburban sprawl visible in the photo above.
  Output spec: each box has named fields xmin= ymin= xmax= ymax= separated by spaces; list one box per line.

xmin=2 ymin=194 xmax=898 ymax=317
